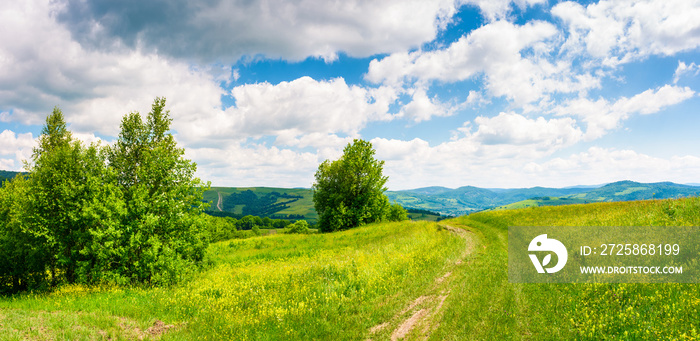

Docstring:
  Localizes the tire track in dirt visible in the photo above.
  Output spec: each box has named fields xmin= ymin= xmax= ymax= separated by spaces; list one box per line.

xmin=367 ymin=224 xmax=474 ymax=341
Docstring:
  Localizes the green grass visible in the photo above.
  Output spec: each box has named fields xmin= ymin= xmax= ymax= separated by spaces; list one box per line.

xmin=430 ymin=197 xmax=700 ymax=340
xmin=3 ymin=198 xmax=700 ymax=339
xmin=0 ymin=220 xmax=464 ymax=340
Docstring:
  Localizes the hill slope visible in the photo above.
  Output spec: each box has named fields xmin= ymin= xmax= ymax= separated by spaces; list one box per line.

xmin=2 ymin=197 xmax=699 ymax=339
xmin=0 ymin=170 xmax=21 ymax=184
xmin=566 ymin=180 xmax=700 ymax=201
xmin=203 ymin=181 xmax=700 ymax=218
xmin=387 ymin=185 xmax=594 ymax=215
xmin=203 ymin=187 xmax=317 ymax=221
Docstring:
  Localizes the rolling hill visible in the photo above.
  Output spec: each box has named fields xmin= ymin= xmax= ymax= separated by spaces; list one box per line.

xmin=386 ymin=185 xmax=594 ymax=215
xmin=203 ymin=187 xmax=318 ymax=221
xmin=204 ymin=180 xmax=700 ymax=218
xmin=0 ymin=170 xmax=21 ymax=184
xmin=565 ymin=180 xmax=700 ymax=201
xmin=3 ymin=196 xmax=699 ymax=339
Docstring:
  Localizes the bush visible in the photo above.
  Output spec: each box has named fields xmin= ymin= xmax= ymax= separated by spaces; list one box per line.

xmin=284 ymin=220 xmax=310 ymax=234
xmin=0 ymin=98 xmax=209 ymax=291
xmin=386 ymin=203 xmax=409 ymax=222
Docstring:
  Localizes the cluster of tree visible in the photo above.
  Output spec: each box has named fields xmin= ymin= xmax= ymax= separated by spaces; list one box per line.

xmin=282 ymin=220 xmax=310 ymax=234
xmin=205 ymin=211 xmax=306 ymax=221
xmin=0 ymin=98 xmax=208 ymax=294
xmin=312 ymin=139 xmax=408 ymax=232
xmin=204 ymin=212 xmax=298 ymax=229
xmin=406 ymin=208 xmax=442 ymax=216
xmin=201 ymin=215 xmax=262 ymax=242
xmin=221 ymin=190 xmax=302 ymax=216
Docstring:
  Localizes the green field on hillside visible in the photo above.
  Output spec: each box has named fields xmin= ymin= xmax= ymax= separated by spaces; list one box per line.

xmin=490 ymin=196 xmax=594 ymax=210
xmin=3 ymin=197 xmax=699 ymax=339
xmin=204 ymin=187 xmax=318 ymax=221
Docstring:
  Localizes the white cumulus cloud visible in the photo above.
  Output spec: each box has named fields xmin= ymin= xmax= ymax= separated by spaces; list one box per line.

xmin=55 ymin=0 xmax=463 ymax=63
xmin=553 ymin=0 xmax=700 ymax=66
xmin=556 ymin=85 xmax=696 ymax=139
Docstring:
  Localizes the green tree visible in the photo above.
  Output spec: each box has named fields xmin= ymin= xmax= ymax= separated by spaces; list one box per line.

xmin=108 ymin=97 xmax=209 ymax=284
xmin=26 ymin=108 xmax=124 ymax=285
xmin=312 ymin=139 xmax=389 ymax=232
xmin=0 ymin=175 xmax=50 ymax=293
xmin=386 ymin=202 xmax=409 ymax=222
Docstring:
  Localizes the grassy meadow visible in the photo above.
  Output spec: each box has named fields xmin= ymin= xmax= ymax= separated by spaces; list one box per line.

xmin=2 ymin=197 xmax=700 ymax=339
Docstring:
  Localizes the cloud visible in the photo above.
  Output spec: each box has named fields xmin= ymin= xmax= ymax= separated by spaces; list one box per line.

xmin=366 ymin=20 xmax=599 ymax=106
xmin=370 ymin=111 xmax=585 ymax=188
xmin=464 ymin=0 xmax=547 ymax=22
xmin=397 ymin=87 xmax=455 ymax=122
xmin=0 ymin=130 xmax=35 ymax=170
xmin=472 ymin=112 xmax=582 ymax=147
xmin=55 ymin=0 xmax=462 ymax=63
xmin=528 ymin=147 xmax=700 ymax=186
xmin=0 ymin=0 xmax=225 ymax=139
xmin=556 ymin=85 xmax=695 ymax=139
xmin=674 ymin=61 xmax=700 ymax=83
xmin=553 ymin=0 xmax=700 ymax=66
xmin=185 ymin=142 xmax=321 ymax=188
xmin=177 ymin=77 xmax=398 ymax=146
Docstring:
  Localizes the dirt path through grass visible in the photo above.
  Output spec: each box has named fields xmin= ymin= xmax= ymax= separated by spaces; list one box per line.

xmin=216 ymin=191 xmax=223 ymax=211
xmin=367 ymin=224 xmax=475 ymax=340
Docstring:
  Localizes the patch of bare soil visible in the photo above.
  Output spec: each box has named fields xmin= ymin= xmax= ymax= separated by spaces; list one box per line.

xmin=391 ymin=309 xmax=428 ymax=341
xmin=120 ymin=317 xmax=177 ymax=340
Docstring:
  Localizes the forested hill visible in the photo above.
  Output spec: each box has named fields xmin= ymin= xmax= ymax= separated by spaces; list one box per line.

xmin=6 ymin=170 xmax=698 ymax=216
xmin=387 ymin=181 xmax=700 ymax=215
xmin=201 ymin=180 xmax=700 ymax=218
xmin=566 ymin=180 xmax=700 ymax=202
xmin=0 ymin=170 xmax=22 ymax=184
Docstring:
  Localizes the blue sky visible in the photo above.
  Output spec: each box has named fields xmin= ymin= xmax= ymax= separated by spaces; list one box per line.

xmin=1 ymin=0 xmax=700 ymax=189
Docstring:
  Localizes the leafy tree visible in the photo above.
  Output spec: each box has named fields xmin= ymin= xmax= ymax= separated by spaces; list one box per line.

xmin=26 ymin=108 xmax=124 ymax=285
xmin=312 ymin=139 xmax=390 ymax=232
xmin=108 ymin=97 xmax=209 ymax=284
xmin=0 ymin=175 xmax=50 ymax=293
xmin=0 ymin=99 xmax=210 ymax=291
xmin=386 ymin=202 xmax=409 ymax=222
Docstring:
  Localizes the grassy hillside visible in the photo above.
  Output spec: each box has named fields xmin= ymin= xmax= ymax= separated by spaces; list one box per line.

xmin=387 ymin=186 xmax=593 ymax=215
xmin=203 ymin=181 xmax=700 ymax=221
xmin=2 ymin=198 xmax=699 ymax=339
xmin=0 ymin=220 xmax=465 ymax=340
xmin=428 ymin=198 xmax=700 ymax=340
xmin=566 ymin=180 xmax=700 ymax=202
xmin=490 ymin=196 xmax=595 ymax=210
xmin=204 ymin=187 xmax=317 ymax=221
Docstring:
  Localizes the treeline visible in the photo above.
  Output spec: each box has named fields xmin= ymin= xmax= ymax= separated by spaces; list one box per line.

xmin=202 ymin=215 xmax=311 ymax=242
xmin=206 ymin=211 xmax=306 ymax=221
xmin=406 ymin=208 xmax=450 ymax=221
xmin=0 ymin=98 xmax=209 ymax=294
xmin=221 ymin=190 xmax=303 ymax=216
xmin=0 ymin=170 xmax=23 ymax=185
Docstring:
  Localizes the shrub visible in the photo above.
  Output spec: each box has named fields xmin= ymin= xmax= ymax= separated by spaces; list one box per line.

xmin=284 ymin=220 xmax=310 ymax=234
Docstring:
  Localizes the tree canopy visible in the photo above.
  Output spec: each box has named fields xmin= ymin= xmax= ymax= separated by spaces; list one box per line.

xmin=0 ymin=98 xmax=209 ymax=293
xmin=313 ymin=139 xmax=405 ymax=232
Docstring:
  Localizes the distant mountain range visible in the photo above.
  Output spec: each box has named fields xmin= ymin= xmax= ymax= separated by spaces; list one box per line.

xmin=387 ymin=180 xmax=700 ymax=216
xmin=2 ymin=168 xmax=699 ymax=218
